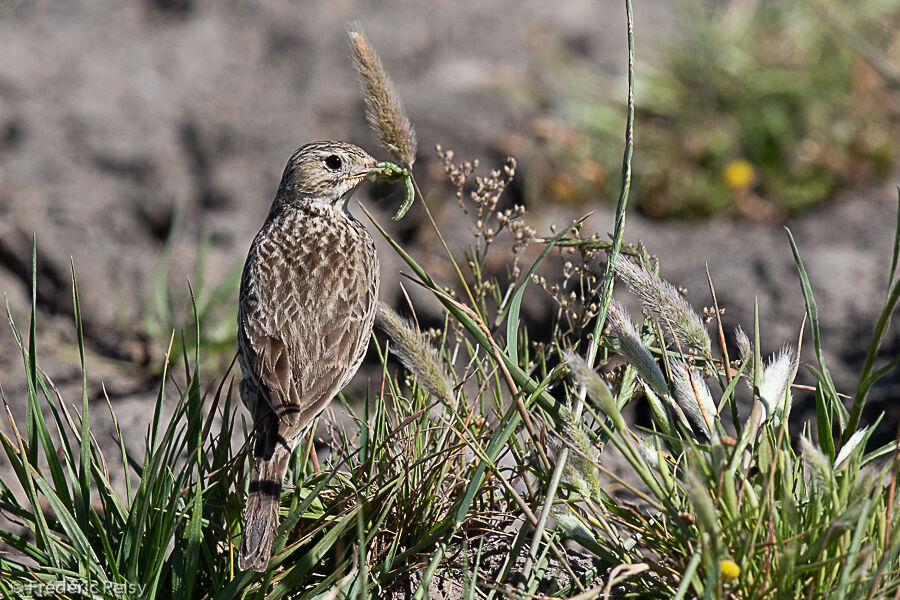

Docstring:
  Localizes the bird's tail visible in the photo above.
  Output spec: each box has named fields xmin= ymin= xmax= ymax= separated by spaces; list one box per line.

xmin=239 ymin=441 xmax=292 ymax=572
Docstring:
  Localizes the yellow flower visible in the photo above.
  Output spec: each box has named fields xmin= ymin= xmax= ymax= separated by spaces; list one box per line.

xmin=723 ymin=159 xmax=755 ymax=190
xmin=549 ymin=173 xmax=578 ymax=203
xmin=720 ymin=559 xmax=741 ymax=582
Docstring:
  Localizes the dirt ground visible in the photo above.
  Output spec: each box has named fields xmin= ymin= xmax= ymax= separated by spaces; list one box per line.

xmin=1 ymin=0 xmax=899 ymax=593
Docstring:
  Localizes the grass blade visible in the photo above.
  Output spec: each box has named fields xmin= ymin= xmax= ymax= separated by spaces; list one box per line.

xmin=71 ymin=261 xmax=93 ymax=537
xmin=785 ymin=228 xmax=843 ymax=432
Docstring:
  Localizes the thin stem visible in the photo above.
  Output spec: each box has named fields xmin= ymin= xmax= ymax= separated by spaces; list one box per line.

xmin=586 ymin=0 xmax=635 ymax=372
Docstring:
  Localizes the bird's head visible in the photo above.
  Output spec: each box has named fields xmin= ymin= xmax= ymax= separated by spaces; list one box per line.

xmin=277 ymin=141 xmax=377 ymax=209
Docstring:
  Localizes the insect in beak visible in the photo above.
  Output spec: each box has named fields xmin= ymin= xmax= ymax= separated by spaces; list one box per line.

xmin=362 ymin=161 xmax=415 ymax=220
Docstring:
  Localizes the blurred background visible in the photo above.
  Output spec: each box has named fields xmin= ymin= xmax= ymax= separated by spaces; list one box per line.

xmin=0 ymin=0 xmax=899 ymax=451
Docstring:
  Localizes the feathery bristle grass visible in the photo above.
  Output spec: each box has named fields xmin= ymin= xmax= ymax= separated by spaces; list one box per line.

xmin=607 ymin=301 xmax=669 ymax=397
xmin=734 ymin=325 xmax=752 ymax=366
xmin=669 ymin=361 xmax=716 ymax=435
xmin=684 ymin=455 xmax=719 ymax=536
xmin=614 ymin=256 xmax=712 ymax=356
xmin=800 ymin=435 xmax=833 ymax=482
xmin=564 ymin=350 xmax=623 ymax=430
xmin=348 ymin=25 xmax=417 ymax=166
xmin=559 ymin=407 xmax=601 ymax=498
xmin=553 ymin=508 xmax=600 ymax=546
xmin=758 ymin=345 xmax=796 ymax=424
xmin=834 ymin=428 xmax=868 ymax=471
xmin=374 ymin=302 xmax=452 ymax=402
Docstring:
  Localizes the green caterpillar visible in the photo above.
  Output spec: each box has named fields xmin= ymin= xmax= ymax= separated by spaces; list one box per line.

xmin=366 ymin=161 xmax=415 ymax=221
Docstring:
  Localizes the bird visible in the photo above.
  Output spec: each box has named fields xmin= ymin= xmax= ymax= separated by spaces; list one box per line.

xmin=236 ymin=141 xmax=380 ymax=572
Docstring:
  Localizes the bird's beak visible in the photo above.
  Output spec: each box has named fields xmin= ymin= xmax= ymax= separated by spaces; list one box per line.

xmin=349 ymin=158 xmax=377 ymax=181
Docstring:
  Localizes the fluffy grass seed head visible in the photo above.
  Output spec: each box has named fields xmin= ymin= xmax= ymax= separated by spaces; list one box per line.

xmin=348 ymin=24 xmax=417 ymax=166
xmin=614 ymin=257 xmax=711 ymax=356
xmin=553 ymin=507 xmax=600 ymax=547
xmin=645 ymin=386 xmax=693 ymax=432
xmin=800 ymin=435 xmax=833 ymax=483
xmin=564 ymin=349 xmax=624 ymax=431
xmin=608 ymin=303 xmax=695 ymax=431
xmin=669 ymin=361 xmax=717 ymax=435
xmin=834 ymin=427 xmax=869 ymax=471
xmin=559 ymin=406 xmax=601 ymax=498
xmin=734 ymin=325 xmax=752 ymax=367
xmin=758 ymin=345 xmax=796 ymax=424
xmin=639 ymin=437 xmax=661 ymax=470
xmin=608 ymin=301 xmax=669 ymax=397
xmin=374 ymin=302 xmax=452 ymax=402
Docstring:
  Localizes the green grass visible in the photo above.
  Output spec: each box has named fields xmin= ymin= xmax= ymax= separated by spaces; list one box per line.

xmin=4 ymin=190 xmax=900 ymax=596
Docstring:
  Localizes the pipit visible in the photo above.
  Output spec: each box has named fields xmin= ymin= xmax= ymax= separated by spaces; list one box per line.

xmin=237 ymin=141 xmax=382 ymax=572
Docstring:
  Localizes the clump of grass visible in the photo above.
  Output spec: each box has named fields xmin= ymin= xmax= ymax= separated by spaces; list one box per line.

xmin=352 ymin=5 xmax=900 ymax=595
xmin=0 ymin=244 xmax=244 ymax=598
xmin=538 ymin=194 xmax=900 ymax=596
xmin=0 ymin=245 xmax=504 ymax=598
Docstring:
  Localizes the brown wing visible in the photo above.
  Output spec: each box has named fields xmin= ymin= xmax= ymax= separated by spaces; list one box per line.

xmin=237 ymin=207 xmax=378 ymax=443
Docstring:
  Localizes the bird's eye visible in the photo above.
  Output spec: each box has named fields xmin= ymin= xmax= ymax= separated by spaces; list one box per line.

xmin=323 ymin=154 xmax=343 ymax=171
